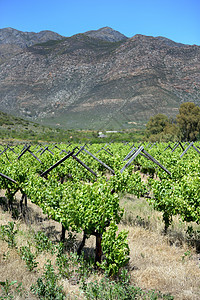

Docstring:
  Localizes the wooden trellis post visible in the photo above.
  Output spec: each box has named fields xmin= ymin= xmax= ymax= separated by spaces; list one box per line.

xmin=18 ymin=145 xmax=31 ymax=159
xmin=141 ymin=149 xmax=171 ymax=175
xmin=0 ymin=172 xmax=17 ymax=184
xmin=180 ymin=142 xmax=200 ymax=158
xmin=40 ymin=150 xmax=75 ymax=177
xmin=40 ymin=146 xmax=54 ymax=156
xmin=72 ymin=155 xmax=97 ymax=177
xmin=164 ymin=144 xmax=173 ymax=151
xmin=171 ymin=142 xmax=185 ymax=152
xmin=120 ymin=146 xmax=144 ymax=173
xmin=96 ymin=146 xmax=113 ymax=156
xmin=0 ymin=146 xmax=8 ymax=156
xmin=83 ymin=149 xmax=115 ymax=175
xmin=123 ymin=147 xmax=137 ymax=161
xmin=120 ymin=146 xmax=171 ymax=176
xmin=149 ymin=142 xmax=157 ymax=149
xmin=58 ymin=145 xmax=97 ymax=177
xmin=17 ymin=145 xmax=42 ymax=163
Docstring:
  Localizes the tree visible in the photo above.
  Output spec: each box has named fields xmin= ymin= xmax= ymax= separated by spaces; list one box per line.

xmin=162 ymin=122 xmax=180 ymax=142
xmin=176 ymin=102 xmax=200 ymax=141
xmin=145 ymin=114 xmax=169 ymax=137
xmin=145 ymin=113 xmax=179 ymax=141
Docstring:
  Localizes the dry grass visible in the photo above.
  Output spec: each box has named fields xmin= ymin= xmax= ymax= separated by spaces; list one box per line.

xmin=0 ymin=191 xmax=200 ymax=299
xmin=125 ymin=225 xmax=200 ymax=299
xmin=120 ymin=194 xmax=200 ymax=299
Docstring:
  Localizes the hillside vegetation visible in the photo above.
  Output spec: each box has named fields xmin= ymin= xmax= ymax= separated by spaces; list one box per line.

xmin=0 ymin=110 xmax=144 ymax=143
xmin=0 ymin=110 xmax=69 ymax=142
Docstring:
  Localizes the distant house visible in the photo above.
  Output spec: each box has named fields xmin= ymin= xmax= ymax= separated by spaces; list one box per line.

xmin=98 ymin=132 xmax=107 ymax=138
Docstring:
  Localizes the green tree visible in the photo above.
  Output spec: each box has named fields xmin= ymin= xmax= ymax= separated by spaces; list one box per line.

xmin=162 ymin=122 xmax=180 ymax=142
xmin=176 ymin=102 xmax=200 ymax=141
xmin=146 ymin=113 xmax=169 ymax=137
xmin=145 ymin=113 xmax=179 ymax=141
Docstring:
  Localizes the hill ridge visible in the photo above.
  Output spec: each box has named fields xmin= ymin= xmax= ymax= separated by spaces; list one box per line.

xmin=0 ymin=27 xmax=199 ymax=130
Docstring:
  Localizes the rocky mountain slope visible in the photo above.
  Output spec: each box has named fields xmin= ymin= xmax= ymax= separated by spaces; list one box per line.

xmin=84 ymin=26 xmax=128 ymax=42
xmin=0 ymin=27 xmax=199 ymax=130
xmin=0 ymin=27 xmax=64 ymax=63
xmin=0 ymin=27 xmax=64 ymax=47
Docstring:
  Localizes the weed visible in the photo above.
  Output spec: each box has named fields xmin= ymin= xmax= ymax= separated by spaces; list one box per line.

xmin=31 ymin=260 xmax=65 ymax=299
xmin=181 ymin=250 xmax=192 ymax=262
xmin=34 ymin=231 xmax=55 ymax=254
xmin=81 ymin=272 xmax=174 ymax=299
xmin=0 ymin=222 xmax=18 ymax=248
xmin=0 ymin=279 xmax=24 ymax=300
xmin=56 ymin=251 xmax=73 ymax=279
xmin=19 ymin=244 xmax=38 ymax=271
xmin=56 ymin=250 xmax=93 ymax=282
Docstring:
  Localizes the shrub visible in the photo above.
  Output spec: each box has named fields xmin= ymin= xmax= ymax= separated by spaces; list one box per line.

xmin=31 ymin=260 xmax=65 ymax=300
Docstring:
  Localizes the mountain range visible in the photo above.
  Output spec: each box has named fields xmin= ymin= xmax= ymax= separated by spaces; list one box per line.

xmin=0 ymin=26 xmax=199 ymax=130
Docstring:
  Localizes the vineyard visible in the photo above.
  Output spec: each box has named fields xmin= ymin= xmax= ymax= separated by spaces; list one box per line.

xmin=1 ymin=141 xmax=200 ymax=299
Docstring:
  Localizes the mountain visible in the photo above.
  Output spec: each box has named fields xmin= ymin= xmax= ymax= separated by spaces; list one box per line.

xmin=0 ymin=27 xmax=199 ymax=130
xmin=0 ymin=27 xmax=64 ymax=63
xmin=0 ymin=27 xmax=64 ymax=47
xmin=84 ymin=26 xmax=128 ymax=42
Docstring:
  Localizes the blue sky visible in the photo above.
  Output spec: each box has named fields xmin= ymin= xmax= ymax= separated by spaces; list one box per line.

xmin=0 ymin=0 xmax=199 ymax=45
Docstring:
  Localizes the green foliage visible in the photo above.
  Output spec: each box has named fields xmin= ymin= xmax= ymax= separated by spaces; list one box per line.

xmin=81 ymin=272 xmax=174 ymax=299
xmin=56 ymin=250 xmax=93 ymax=281
xmin=1 ymin=140 xmax=200 ymax=265
xmin=145 ymin=113 xmax=179 ymax=142
xmin=0 ymin=222 xmax=18 ymax=248
xmin=34 ymin=231 xmax=55 ymax=254
xmin=145 ymin=102 xmax=200 ymax=142
xmin=56 ymin=250 xmax=78 ymax=279
xmin=146 ymin=114 xmax=170 ymax=136
xmin=109 ymin=170 xmax=148 ymax=197
xmin=176 ymin=102 xmax=200 ymax=141
xmin=0 ymin=280 xmax=17 ymax=300
xmin=0 ymin=109 xmax=144 ymax=143
xmin=181 ymin=250 xmax=192 ymax=262
xmin=148 ymin=170 xmax=200 ymax=232
xmin=19 ymin=244 xmax=38 ymax=271
xmin=31 ymin=260 xmax=65 ymax=300
xmin=147 ymin=179 xmax=175 ymax=232
xmin=99 ymin=222 xmax=130 ymax=276
xmin=0 ymin=280 xmax=24 ymax=300
xmin=25 ymin=175 xmax=123 ymax=243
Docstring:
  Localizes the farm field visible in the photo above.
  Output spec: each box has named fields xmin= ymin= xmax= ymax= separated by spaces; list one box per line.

xmin=0 ymin=141 xmax=200 ymax=299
